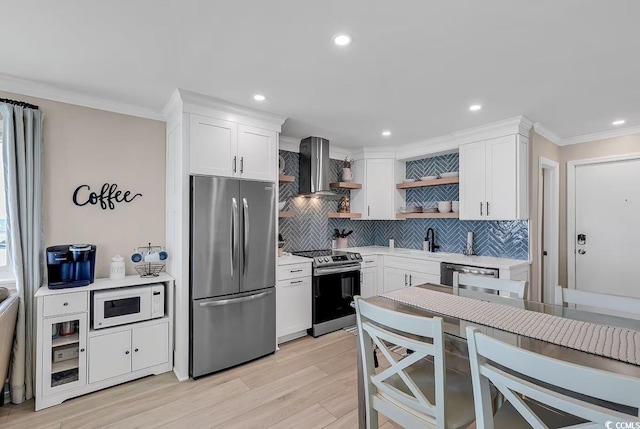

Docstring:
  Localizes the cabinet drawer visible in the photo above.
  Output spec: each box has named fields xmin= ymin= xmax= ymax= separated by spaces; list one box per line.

xmin=361 ymin=255 xmax=378 ymax=267
xmin=383 ymin=256 xmax=440 ymax=275
xmin=44 ymin=292 xmax=88 ymax=317
xmin=277 ymin=263 xmax=312 ymax=280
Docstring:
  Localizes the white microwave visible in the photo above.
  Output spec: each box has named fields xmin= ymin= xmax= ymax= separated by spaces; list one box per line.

xmin=93 ymin=284 xmax=164 ymax=329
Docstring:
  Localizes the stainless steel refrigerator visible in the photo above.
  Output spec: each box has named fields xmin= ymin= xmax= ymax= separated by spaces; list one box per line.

xmin=190 ymin=176 xmax=276 ymax=378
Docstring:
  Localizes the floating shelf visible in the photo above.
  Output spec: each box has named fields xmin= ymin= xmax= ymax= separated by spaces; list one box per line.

xmin=329 ymin=182 xmax=362 ymax=189
xmin=52 ymin=358 xmax=79 ymax=374
xmin=279 ymin=175 xmax=295 ymax=183
xmin=396 ymin=212 xmax=459 ymax=219
xmin=279 ymin=211 xmax=294 ymax=218
xmin=52 ymin=333 xmax=79 ymax=348
xmin=328 ymin=212 xmax=362 ymax=219
xmin=396 ymin=177 xmax=459 ymax=189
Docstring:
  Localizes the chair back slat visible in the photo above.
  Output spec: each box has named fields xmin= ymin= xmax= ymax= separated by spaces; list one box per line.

xmin=555 ymin=285 xmax=640 ymax=316
xmin=454 ymin=272 xmax=528 ymax=300
xmin=467 ymin=326 xmax=640 ymax=429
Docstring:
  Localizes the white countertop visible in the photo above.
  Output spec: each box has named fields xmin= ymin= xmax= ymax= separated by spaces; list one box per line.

xmin=343 ymin=246 xmax=530 ymax=270
xmin=277 ymin=254 xmax=313 ymax=266
xmin=35 ymin=273 xmax=175 ymax=297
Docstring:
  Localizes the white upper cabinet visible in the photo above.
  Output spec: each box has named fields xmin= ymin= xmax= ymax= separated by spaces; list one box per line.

xmin=351 ymin=158 xmax=405 ymax=220
xmin=237 ymin=125 xmax=277 ymax=181
xmin=459 ymin=134 xmax=528 ymax=221
xmin=189 ymin=115 xmax=238 ymax=177
xmin=189 ymin=116 xmax=278 ymax=181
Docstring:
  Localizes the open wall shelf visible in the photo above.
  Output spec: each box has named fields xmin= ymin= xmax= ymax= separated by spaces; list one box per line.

xmin=330 ymin=182 xmax=362 ymax=189
xmin=328 ymin=212 xmax=362 ymax=219
xmin=396 ymin=212 xmax=459 ymax=219
xmin=279 ymin=175 xmax=295 ymax=183
xmin=396 ymin=177 xmax=459 ymax=189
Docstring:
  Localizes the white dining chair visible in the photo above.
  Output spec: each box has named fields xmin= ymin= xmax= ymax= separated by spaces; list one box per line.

xmin=354 ymin=296 xmax=477 ymax=429
xmin=453 ymin=272 xmax=528 ymax=302
xmin=466 ymin=326 xmax=640 ymax=429
xmin=555 ymin=285 xmax=640 ymax=317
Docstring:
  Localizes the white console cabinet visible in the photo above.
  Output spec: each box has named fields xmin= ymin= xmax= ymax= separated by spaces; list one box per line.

xmin=35 ymin=274 xmax=174 ymax=411
xmin=276 ymin=261 xmax=312 ymax=343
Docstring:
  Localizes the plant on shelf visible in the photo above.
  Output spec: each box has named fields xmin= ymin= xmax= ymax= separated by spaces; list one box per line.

xmin=342 ymin=157 xmax=355 ymax=182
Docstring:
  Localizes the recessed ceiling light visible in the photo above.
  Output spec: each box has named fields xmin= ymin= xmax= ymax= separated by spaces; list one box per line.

xmin=612 ymin=119 xmax=626 ymax=126
xmin=469 ymin=104 xmax=482 ymax=111
xmin=332 ymin=33 xmax=352 ymax=46
xmin=253 ymin=94 xmax=266 ymax=101
xmin=381 ymin=130 xmax=391 ymax=137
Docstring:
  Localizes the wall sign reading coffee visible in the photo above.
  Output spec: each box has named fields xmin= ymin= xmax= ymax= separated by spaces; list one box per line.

xmin=73 ymin=183 xmax=142 ymax=210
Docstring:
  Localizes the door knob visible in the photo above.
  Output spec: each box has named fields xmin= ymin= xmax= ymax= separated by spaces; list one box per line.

xmin=578 ymin=249 xmax=586 ymax=255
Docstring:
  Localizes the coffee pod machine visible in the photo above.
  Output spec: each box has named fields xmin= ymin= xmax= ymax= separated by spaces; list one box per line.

xmin=47 ymin=244 xmax=97 ymax=289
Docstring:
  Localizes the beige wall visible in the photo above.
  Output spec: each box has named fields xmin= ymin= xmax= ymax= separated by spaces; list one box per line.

xmin=528 ymin=131 xmax=561 ymax=301
xmin=0 ymin=91 xmax=166 ymax=278
xmin=558 ymin=134 xmax=640 ymax=287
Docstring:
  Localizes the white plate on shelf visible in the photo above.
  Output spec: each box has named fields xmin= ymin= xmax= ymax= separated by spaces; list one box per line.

xmin=440 ymin=172 xmax=459 ymax=178
xmin=402 ymin=179 xmax=416 ymax=183
xmin=421 ymin=176 xmax=438 ymax=181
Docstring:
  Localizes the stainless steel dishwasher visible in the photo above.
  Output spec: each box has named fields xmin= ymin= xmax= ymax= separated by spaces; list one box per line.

xmin=440 ymin=263 xmax=499 ymax=292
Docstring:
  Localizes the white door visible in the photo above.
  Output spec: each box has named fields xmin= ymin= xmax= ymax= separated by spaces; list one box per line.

xmin=89 ymin=330 xmax=132 ymax=383
xmin=486 ymin=135 xmax=517 ymax=220
xmin=43 ymin=313 xmax=88 ymax=395
xmin=276 ymin=277 xmax=312 ymax=339
xmin=383 ymin=267 xmax=409 ymax=292
xmin=189 ymin=114 xmax=238 ymax=177
xmin=132 ymin=323 xmax=169 ymax=371
xmin=574 ymin=158 xmax=640 ymax=298
xmin=237 ymin=125 xmax=277 ymax=181
xmin=459 ymin=141 xmax=487 ymax=220
xmin=408 ymin=271 xmax=440 ymax=287
xmin=366 ymin=159 xmax=394 ymax=220
xmin=360 ymin=268 xmax=378 ymax=298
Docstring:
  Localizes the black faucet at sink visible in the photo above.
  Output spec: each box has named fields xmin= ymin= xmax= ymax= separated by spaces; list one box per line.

xmin=426 ymin=228 xmax=440 ymax=252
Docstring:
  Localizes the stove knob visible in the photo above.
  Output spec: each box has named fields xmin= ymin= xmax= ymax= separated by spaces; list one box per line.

xmin=350 ymin=254 xmax=355 ymax=259
xmin=356 ymin=253 xmax=361 ymax=258
xmin=325 ymin=257 xmax=330 ymax=262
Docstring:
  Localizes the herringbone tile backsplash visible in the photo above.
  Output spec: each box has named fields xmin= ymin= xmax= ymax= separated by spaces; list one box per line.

xmin=278 ymin=150 xmax=528 ymax=260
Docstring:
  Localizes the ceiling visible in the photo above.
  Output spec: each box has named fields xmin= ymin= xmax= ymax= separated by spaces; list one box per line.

xmin=2 ymin=0 xmax=639 ymax=148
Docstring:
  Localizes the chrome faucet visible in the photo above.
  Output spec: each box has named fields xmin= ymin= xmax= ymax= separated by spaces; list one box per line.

xmin=426 ymin=228 xmax=440 ymax=253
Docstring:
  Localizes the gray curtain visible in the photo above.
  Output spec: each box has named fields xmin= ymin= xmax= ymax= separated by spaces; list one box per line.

xmin=0 ymin=103 xmax=44 ymax=404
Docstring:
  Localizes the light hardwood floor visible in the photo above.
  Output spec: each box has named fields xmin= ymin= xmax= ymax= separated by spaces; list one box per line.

xmin=1 ymin=330 xmax=402 ymax=429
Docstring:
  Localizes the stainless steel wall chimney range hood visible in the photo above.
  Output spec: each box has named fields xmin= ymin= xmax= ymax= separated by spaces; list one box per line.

xmin=299 ymin=137 xmax=338 ymax=197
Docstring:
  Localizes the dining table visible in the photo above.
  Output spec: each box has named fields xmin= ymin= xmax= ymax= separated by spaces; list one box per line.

xmin=356 ymin=283 xmax=640 ymax=428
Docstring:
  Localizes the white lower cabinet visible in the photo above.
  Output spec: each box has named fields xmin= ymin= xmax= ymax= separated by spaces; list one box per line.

xmin=89 ymin=323 xmax=169 ymax=383
xmin=360 ymin=268 xmax=378 ymax=298
xmin=382 ymin=256 xmax=442 ymax=292
xmin=276 ymin=262 xmax=312 ymax=343
xmin=89 ymin=331 xmax=132 ymax=383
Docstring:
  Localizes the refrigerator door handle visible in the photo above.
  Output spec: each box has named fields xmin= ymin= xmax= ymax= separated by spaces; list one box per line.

xmin=198 ymin=290 xmax=272 ymax=307
xmin=242 ymin=197 xmax=249 ymax=276
xmin=231 ymin=197 xmax=238 ymax=278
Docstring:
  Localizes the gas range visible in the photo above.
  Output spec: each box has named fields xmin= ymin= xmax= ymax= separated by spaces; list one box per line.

xmin=291 ymin=249 xmax=362 ymax=269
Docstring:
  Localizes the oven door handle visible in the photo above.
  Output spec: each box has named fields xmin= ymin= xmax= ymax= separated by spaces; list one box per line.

xmin=314 ymin=265 xmax=361 ymax=276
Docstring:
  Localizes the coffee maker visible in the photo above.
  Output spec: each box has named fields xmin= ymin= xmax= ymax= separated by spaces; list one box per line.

xmin=47 ymin=244 xmax=97 ymax=289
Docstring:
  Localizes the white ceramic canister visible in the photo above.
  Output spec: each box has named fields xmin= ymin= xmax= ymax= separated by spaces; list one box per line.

xmin=110 ymin=255 xmax=126 ymax=280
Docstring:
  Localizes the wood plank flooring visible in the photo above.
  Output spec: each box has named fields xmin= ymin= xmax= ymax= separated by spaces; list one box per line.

xmin=1 ymin=330 xmax=402 ymax=429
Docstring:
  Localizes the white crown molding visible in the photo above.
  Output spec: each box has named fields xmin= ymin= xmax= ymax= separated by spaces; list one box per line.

xmin=0 ymin=73 xmax=163 ymax=121
xmin=561 ymin=125 xmax=640 ymax=146
xmin=532 ymin=122 xmax=562 ymax=145
xmin=452 ymin=115 xmax=533 ymax=145
xmin=177 ymin=89 xmax=287 ymax=132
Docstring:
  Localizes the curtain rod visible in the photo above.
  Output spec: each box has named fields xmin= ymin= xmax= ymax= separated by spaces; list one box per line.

xmin=0 ymin=97 xmax=39 ymax=110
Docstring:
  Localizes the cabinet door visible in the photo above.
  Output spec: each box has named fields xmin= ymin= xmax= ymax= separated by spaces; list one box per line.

xmin=132 ymin=323 xmax=169 ymax=371
xmin=89 ymin=330 xmax=132 ymax=383
xmin=237 ymin=125 xmax=277 ymax=181
xmin=408 ymin=271 xmax=441 ymax=287
xmin=459 ymin=141 xmax=487 ymax=220
xmin=360 ymin=268 xmax=378 ymax=298
xmin=383 ymin=267 xmax=409 ymax=292
xmin=43 ymin=313 xmax=88 ymax=396
xmin=189 ymin=114 xmax=238 ymax=177
xmin=366 ymin=159 xmax=394 ymax=220
xmin=277 ymin=277 xmax=312 ymax=339
xmin=486 ymin=135 xmax=517 ymax=220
